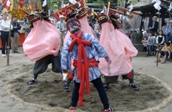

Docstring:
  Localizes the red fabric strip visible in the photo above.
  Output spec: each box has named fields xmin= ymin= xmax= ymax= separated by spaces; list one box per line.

xmin=68 ymin=31 xmax=93 ymax=106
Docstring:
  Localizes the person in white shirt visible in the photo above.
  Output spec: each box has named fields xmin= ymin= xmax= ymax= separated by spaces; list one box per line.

xmin=56 ymin=15 xmax=67 ymax=45
xmin=0 ymin=13 xmax=13 ymax=57
xmin=152 ymin=32 xmax=158 ymax=55
xmin=142 ymin=29 xmax=149 ymax=39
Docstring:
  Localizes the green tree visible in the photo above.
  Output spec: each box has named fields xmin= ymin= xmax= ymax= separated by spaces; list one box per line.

xmin=48 ymin=0 xmax=139 ymax=11
xmin=118 ymin=0 xmax=138 ymax=4
xmin=48 ymin=0 xmax=61 ymax=10
xmin=87 ymin=0 xmax=117 ymax=3
xmin=86 ymin=0 xmax=138 ymax=4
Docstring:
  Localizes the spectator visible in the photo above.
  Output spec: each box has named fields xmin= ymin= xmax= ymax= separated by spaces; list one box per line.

xmin=23 ymin=18 xmax=31 ymax=38
xmin=164 ymin=20 xmax=172 ymax=42
xmin=131 ymin=30 xmax=137 ymax=43
xmin=94 ymin=20 xmax=100 ymax=32
xmin=148 ymin=16 xmax=159 ymax=33
xmin=162 ymin=19 xmax=169 ymax=34
xmin=56 ymin=15 xmax=67 ymax=44
xmin=11 ymin=16 xmax=21 ymax=53
xmin=156 ymin=30 xmax=165 ymax=46
xmin=142 ymin=29 xmax=149 ymax=39
xmin=0 ymin=13 xmax=13 ymax=57
xmin=126 ymin=31 xmax=132 ymax=41
xmin=141 ymin=37 xmax=147 ymax=52
xmin=87 ymin=17 xmax=94 ymax=30
xmin=157 ymin=42 xmax=171 ymax=64
xmin=153 ymin=32 xmax=158 ymax=55
xmin=147 ymin=31 xmax=155 ymax=56
xmin=94 ymin=21 xmax=100 ymax=40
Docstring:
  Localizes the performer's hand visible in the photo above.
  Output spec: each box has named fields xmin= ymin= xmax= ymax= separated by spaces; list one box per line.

xmin=63 ymin=70 xmax=70 ymax=73
xmin=106 ymin=59 xmax=111 ymax=64
xmin=63 ymin=70 xmax=68 ymax=73
xmin=62 ymin=73 xmax=68 ymax=81
xmin=61 ymin=30 xmax=65 ymax=32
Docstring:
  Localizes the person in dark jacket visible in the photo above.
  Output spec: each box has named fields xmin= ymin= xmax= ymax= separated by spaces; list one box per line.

xmin=148 ymin=16 xmax=159 ymax=33
xmin=11 ymin=16 xmax=21 ymax=53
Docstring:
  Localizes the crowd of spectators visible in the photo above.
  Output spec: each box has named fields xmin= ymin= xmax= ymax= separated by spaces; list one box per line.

xmin=140 ymin=16 xmax=172 ymax=64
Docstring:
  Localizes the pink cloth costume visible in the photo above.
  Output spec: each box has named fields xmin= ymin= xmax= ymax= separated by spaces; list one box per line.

xmin=97 ymin=14 xmax=139 ymax=91
xmin=22 ymin=3 xmax=62 ymax=85
xmin=99 ymin=22 xmax=138 ymax=76
xmin=23 ymin=20 xmax=61 ymax=62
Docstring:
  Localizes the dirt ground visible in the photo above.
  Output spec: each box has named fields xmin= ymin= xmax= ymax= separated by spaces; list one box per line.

xmin=0 ymin=48 xmax=172 ymax=112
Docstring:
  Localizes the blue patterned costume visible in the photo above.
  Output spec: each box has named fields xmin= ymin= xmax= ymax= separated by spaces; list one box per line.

xmin=61 ymin=32 xmax=110 ymax=83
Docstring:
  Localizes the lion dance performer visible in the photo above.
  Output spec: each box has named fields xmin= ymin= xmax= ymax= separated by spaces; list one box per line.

xmin=97 ymin=13 xmax=139 ymax=91
xmin=61 ymin=18 xmax=114 ymax=112
xmin=22 ymin=1 xmax=61 ymax=85
xmin=63 ymin=6 xmax=98 ymax=92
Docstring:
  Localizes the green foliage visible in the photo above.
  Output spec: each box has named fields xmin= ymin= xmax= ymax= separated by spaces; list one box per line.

xmin=48 ymin=0 xmax=139 ymax=11
xmin=48 ymin=0 xmax=61 ymax=10
xmin=117 ymin=0 xmax=138 ymax=4
xmin=87 ymin=0 xmax=117 ymax=3
xmin=86 ymin=0 xmax=138 ymax=4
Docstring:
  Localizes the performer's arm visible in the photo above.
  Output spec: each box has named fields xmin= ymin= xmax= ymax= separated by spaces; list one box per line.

xmin=61 ymin=39 xmax=71 ymax=72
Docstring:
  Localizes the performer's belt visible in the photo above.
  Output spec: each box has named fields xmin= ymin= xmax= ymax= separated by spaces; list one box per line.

xmin=73 ymin=58 xmax=99 ymax=68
